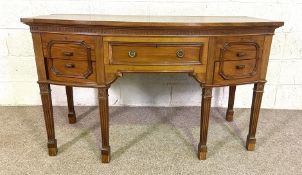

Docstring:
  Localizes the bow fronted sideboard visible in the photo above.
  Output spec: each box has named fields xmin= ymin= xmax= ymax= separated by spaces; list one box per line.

xmin=21 ymin=15 xmax=283 ymax=163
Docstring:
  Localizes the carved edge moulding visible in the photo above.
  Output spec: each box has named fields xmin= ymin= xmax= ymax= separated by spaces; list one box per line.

xmin=29 ymin=25 xmax=277 ymax=36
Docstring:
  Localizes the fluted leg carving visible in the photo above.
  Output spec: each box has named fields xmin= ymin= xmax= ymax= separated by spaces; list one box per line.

xmin=226 ymin=86 xmax=236 ymax=122
xmin=98 ymin=87 xmax=110 ymax=163
xmin=198 ymin=86 xmax=212 ymax=160
xmin=246 ymin=82 xmax=265 ymax=151
xmin=39 ymin=83 xmax=57 ymax=156
xmin=66 ymin=86 xmax=76 ymax=124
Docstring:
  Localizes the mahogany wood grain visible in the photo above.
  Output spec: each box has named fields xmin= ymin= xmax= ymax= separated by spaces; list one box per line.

xmin=32 ymin=33 xmax=47 ymax=81
xmin=213 ymin=60 xmax=259 ymax=85
xmin=42 ymin=33 xmax=96 ymax=61
xmin=39 ymin=83 xmax=57 ymax=156
xmin=226 ymin=86 xmax=236 ymax=122
xmin=111 ymin=43 xmax=203 ymax=65
xmin=95 ymin=36 xmax=106 ymax=84
xmin=48 ymin=42 xmax=92 ymax=61
xmin=205 ymin=37 xmax=216 ymax=85
xmin=103 ymin=36 xmax=208 ymax=84
xmin=259 ymin=35 xmax=273 ymax=79
xmin=98 ymin=87 xmax=110 ymax=163
xmin=198 ymin=87 xmax=212 ymax=160
xmin=246 ymin=82 xmax=265 ymax=151
xmin=38 ymin=80 xmax=102 ymax=88
xmin=66 ymin=86 xmax=76 ymax=124
xmin=214 ymin=35 xmax=264 ymax=63
xmin=220 ymin=43 xmax=258 ymax=61
xmin=218 ymin=59 xmax=257 ymax=79
xmin=21 ymin=15 xmax=283 ymax=163
xmin=47 ymin=59 xmax=96 ymax=83
xmin=21 ymin=15 xmax=284 ymax=28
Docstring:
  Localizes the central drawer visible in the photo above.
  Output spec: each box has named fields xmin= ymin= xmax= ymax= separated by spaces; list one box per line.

xmin=111 ymin=43 xmax=203 ymax=65
xmin=104 ymin=37 xmax=208 ymax=66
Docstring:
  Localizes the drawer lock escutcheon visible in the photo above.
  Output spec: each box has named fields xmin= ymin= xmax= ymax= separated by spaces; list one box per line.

xmin=128 ymin=50 xmax=136 ymax=58
xmin=65 ymin=63 xmax=75 ymax=68
xmin=176 ymin=49 xmax=185 ymax=58
xmin=236 ymin=64 xmax=246 ymax=69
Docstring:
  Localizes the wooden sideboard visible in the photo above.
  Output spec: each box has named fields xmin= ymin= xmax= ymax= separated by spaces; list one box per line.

xmin=21 ymin=15 xmax=283 ymax=163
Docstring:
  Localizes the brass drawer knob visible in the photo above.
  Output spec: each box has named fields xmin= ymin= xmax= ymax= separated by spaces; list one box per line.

xmin=236 ymin=52 xmax=246 ymax=57
xmin=63 ymin=51 xmax=74 ymax=56
xmin=128 ymin=50 xmax=136 ymax=58
xmin=236 ymin=64 xmax=246 ymax=69
xmin=64 ymin=63 xmax=75 ymax=68
xmin=176 ymin=49 xmax=184 ymax=58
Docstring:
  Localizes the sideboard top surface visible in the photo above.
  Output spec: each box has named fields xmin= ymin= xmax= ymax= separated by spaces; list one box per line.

xmin=21 ymin=14 xmax=284 ymax=28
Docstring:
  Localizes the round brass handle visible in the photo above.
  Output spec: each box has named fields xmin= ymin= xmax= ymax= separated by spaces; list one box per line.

xmin=176 ymin=50 xmax=184 ymax=58
xmin=128 ymin=50 xmax=136 ymax=58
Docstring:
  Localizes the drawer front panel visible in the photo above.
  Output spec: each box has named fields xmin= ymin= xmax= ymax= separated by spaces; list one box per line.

xmin=48 ymin=41 xmax=91 ymax=60
xmin=220 ymin=42 xmax=259 ymax=61
xmin=42 ymin=33 xmax=96 ymax=61
xmin=213 ymin=59 xmax=259 ymax=84
xmin=218 ymin=59 xmax=257 ymax=79
xmin=111 ymin=43 xmax=203 ymax=65
xmin=47 ymin=59 xmax=96 ymax=82
xmin=216 ymin=36 xmax=264 ymax=61
xmin=104 ymin=37 xmax=208 ymax=66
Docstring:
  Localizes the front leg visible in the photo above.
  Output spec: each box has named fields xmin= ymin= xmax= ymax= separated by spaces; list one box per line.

xmin=226 ymin=86 xmax=236 ymax=122
xmin=198 ymin=86 xmax=212 ymax=160
xmin=66 ymin=86 xmax=76 ymax=124
xmin=98 ymin=87 xmax=110 ymax=163
xmin=39 ymin=83 xmax=57 ymax=156
xmin=246 ymin=82 xmax=265 ymax=151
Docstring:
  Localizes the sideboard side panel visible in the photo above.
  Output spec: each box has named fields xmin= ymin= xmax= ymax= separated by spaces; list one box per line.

xmin=205 ymin=37 xmax=216 ymax=85
xmin=96 ymin=36 xmax=106 ymax=84
xmin=259 ymin=35 xmax=273 ymax=80
xmin=32 ymin=33 xmax=47 ymax=81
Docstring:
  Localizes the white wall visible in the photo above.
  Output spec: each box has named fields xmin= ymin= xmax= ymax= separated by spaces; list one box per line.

xmin=0 ymin=0 xmax=301 ymax=109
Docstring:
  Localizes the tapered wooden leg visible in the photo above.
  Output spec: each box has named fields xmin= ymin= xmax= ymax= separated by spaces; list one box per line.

xmin=66 ymin=86 xmax=76 ymax=124
xmin=39 ymin=83 xmax=57 ymax=156
xmin=246 ymin=82 xmax=265 ymax=151
xmin=226 ymin=86 xmax=236 ymax=122
xmin=198 ymin=86 xmax=212 ymax=160
xmin=98 ymin=87 xmax=110 ymax=163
